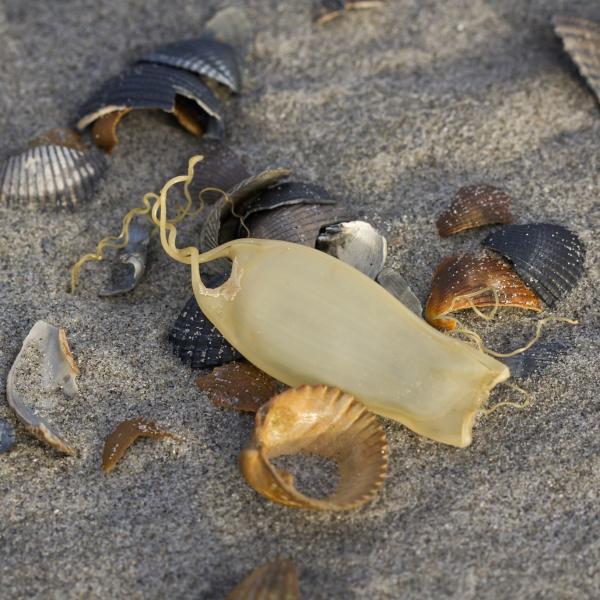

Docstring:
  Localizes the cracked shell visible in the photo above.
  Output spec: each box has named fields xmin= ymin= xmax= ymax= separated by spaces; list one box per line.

xmin=500 ymin=341 xmax=571 ymax=380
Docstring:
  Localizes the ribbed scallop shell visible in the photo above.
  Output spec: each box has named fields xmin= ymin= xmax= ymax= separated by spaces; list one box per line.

xmin=76 ymin=63 xmax=223 ymax=138
xmin=554 ymin=15 xmax=600 ymax=101
xmin=226 ymin=559 xmax=299 ymax=600
xmin=500 ymin=341 xmax=571 ymax=380
xmin=240 ymin=385 xmax=388 ymax=511
xmin=436 ymin=184 xmax=514 ymax=236
xmin=140 ymin=37 xmax=242 ymax=93
xmin=482 ymin=224 xmax=586 ymax=307
xmin=424 ymin=252 xmax=543 ymax=330
xmin=0 ymin=143 xmax=108 ymax=209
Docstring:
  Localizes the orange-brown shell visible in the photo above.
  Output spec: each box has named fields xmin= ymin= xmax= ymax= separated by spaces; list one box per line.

xmin=28 ymin=128 xmax=88 ymax=152
xmin=226 ymin=559 xmax=299 ymax=600
xmin=91 ymin=109 xmax=130 ymax=153
xmin=436 ymin=184 xmax=514 ymax=236
xmin=196 ymin=361 xmax=283 ymax=412
xmin=424 ymin=252 xmax=543 ymax=330
xmin=239 ymin=385 xmax=388 ymax=511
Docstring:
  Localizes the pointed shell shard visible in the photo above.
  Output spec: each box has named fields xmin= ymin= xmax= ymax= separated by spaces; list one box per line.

xmin=376 ymin=267 xmax=422 ymax=316
xmin=436 ymin=184 xmax=514 ymax=236
xmin=240 ymin=385 xmax=388 ymax=510
xmin=226 ymin=559 xmax=300 ymax=600
xmin=6 ymin=321 xmax=79 ymax=455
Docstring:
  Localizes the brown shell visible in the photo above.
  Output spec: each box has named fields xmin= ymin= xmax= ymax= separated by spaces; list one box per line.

xmin=424 ymin=252 xmax=543 ymax=330
xmin=101 ymin=419 xmax=182 ymax=474
xmin=197 ymin=361 xmax=283 ymax=412
xmin=28 ymin=128 xmax=88 ymax=152
xmin=436 ymin=184 xmax=514 ymax=236
xmin=91 ymin=109 xmax=130 ymax=154
xmin=226 ymin=559 xmax=299 ymax=600
xmin=240 ymin=385 xmax=388 ymax=511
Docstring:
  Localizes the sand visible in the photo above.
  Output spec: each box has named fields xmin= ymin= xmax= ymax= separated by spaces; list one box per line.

xmin=1 ymin=0 xmax=599 ymax=598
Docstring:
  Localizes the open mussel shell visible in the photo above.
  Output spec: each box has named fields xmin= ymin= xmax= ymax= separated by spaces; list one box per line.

xmin=554 ymin=16 xmax=600 ymax=102
xmin=316 ymin=221 xmax=387 ymax=279
xmin=240 ymin=385 xmax=388 ymax=511
xmin=98 ymin=220 xmax=152 ymax=297
xmin=424 ymin=252 xmax=543 ymax=330
xmin=101 ymin=418 xmax=182 ymax=474
xmin=0 ymin=130 xmax=108 ymax=209
xmin=376 ymin=267 xmax=422 ymax=316
xmin=226 ymin=559 xmax=300 ymax=600
xmin=197 ymin=361 xmax=283 ymax=412
xmin=169 ymin=273 xmax=242 ymax=368
xmin=76 ymin=63 xmax=224 ymax=144
xmin=6 ymin=321 xmax=79 ymax=456
xmin=482 ymin=224 xmax=586 ymax=307
xmin=140 ymin=37 xmax=242 ymax=93
xmin=500 ymin=341 xmax=571 ymax=380
xmin=436 ymin=184 xmax=514 ymax=236
xmin=0 ymin=420 xmax=16 ymax=454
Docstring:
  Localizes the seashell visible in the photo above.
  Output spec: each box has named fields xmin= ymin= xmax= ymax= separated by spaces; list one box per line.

xmin=196 ymin=361 xmax=283 ymax=412
xmin=554 ymin=16 xmax=600 ymax=102
xmin=140 ymin=37 xmax=242 ymax=93
xmin=226 ymin=559 xmax=300 ymax=600
xmin=101 ymin=418 xmax=183 ymax=474
xmin=316 ymin=221 xmax=387 ymax=279
xmin=240 ymin=385 xmax=388 ymax=510
xmin=76 ymin=63 xmax=224 ymax=145
xmin=482 ymin=224 xmax=586 ymax=307
xmin=0 ymin=133 xmax=108 ymax=209
xmin=436 ymin=184 xmax=514 ymax=236
xmin=98 ymin=219 xmax=152 ymax=297
xmin=205 ymin=6 xmax=254 ymax=50
xmin=376 ymin=267 xmax=422 ymax=316
xmin=90 ymin=109 xmax=131 ymax=154
xmin=314 ymin=0 xmax=385 ymax=24
xmin=500 ymin=341 xmax=571 ymax=380
xmin=0 ymin=420 xmax=16 ymax=454
xmin=424 ymin=252 xmax=543 ymax=330
xmin=6 ymin=321 xmax=79 ymax=456
xmin=169 ymin=273 xmax=243 ymax=369
xmin=28 ymin=127 xmax=88 ymax=151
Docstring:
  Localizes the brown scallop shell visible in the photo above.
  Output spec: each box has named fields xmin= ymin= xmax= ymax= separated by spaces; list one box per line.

xmin=101 ymin=419 xmax=182 ymax=474
xmin=424 ymin=252 xmax=543 ymax=330
xmin=226 ymin=559 xmax=299 ymax=600
xmin=240 ymin=385 xmax=388 ymax=511
xmin=436 ymin=184 xmax=514 ymax=236
xmin=197 ymin=361 xmax=283 ymax=412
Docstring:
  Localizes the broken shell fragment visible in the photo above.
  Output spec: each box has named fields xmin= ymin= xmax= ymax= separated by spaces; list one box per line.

xmin=0 ymin=420 xmax=16 ymax=454
xmin=28 ymin=127 xmax=88 ymax=151
xmin=500 ymin=341 xmax=570 ymax=380
xmin=140 ymin=37 xmax=242 ymax=93
xmin=226 ymin=559 xmax=300 ymax=600
xmin=240 ymin=385 xmax=388 ymax=510
xmin=6 ymin=321 xmax=79 ymax=455
xmin=0 ymin=136 xmax=108 ymax=209
xmin=197 ymin=361 xmax=283 ymax=412
xmin=98 ymin=219 xmax=151 ymax=297
xmin=314 ymin=0 xmax=385 ymax=24
xmin=316 ymin=221 xmax=387 ymax=279
xmin=482 ymin=224 xmax=586 ymax=307
xmin=425 ymin=252 xmax=543 ymax=330
xmin=436 ymin=184 xmax=514 ymax=236
xmin=101 ymin=418 xmax=182 ymax=474
xmin=76 ymin=63 xmax=224 ymax=146
xmin=90 ymin=109 xmax=131 ymax=154
xmin=554 ymin=16 xmax=600 ymax=102
xmin=376 ymin=267 xmax=422 ymax=316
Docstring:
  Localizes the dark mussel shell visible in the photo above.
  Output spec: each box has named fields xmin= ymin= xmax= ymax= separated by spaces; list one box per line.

xmin=98 ymin=219 xmax=152 ymax=297
xmin=226 ymin=559 xmax=300 ymax=600
xmin=554 ymin=16 xmax=600 ymax=102
xmin=169 ymin=274 xmax=242 ymax=369
xmin=500 ymin=341 xmax=571 ymax=380
xmin=0 ymin=131 xmax=108 ymax=209
xmin=76 ymin=63 xmax=224 ymax=144
xmin=0 ymin=420 xmax=16 ymax=453
xmin=436 ymin=184 xmax=514 ymax=236
xmin=482 ymin=224 xmax=586 ymax=307
xmin=376 ymin=267 xmax=422 ymax=316
xmin=140 ymin=37 xmax=242 ymax=93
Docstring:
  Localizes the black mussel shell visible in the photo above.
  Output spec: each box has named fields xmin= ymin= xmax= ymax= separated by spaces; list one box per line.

xmin=99 ymin=220 xmax=152 ymax=297
xmin=0 ymin=420 xmax=16 ymax=453
xmin=376 ymin=267 xmax=422 ymax=316
xmin=482 ymin=224 xmax=586 ymax=307
xmin=169 ymin=274 xmax=242 ymax=369
xmin=76 ymin=63 xmax=223 ymax=138
xmin=0 ymin=143 xmax=108 ymax=209
xmin=500 ymin=341 xmax=571 ymax=380
xmin=140 ymin=37 xmax=242 ymax=93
